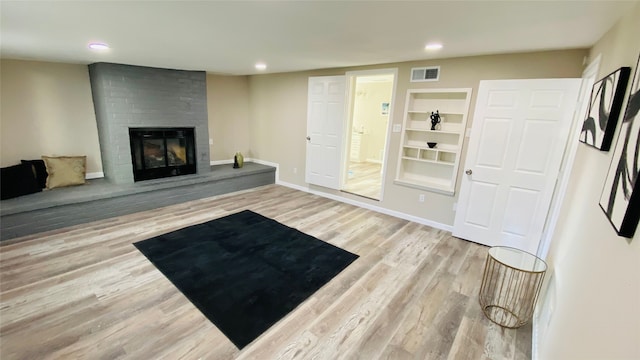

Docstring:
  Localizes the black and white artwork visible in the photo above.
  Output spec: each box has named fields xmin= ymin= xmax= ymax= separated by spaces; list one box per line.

xmin=600 ymin=54 xmax=640 ymax=238
xmin=580 ymin=66 xmax=631 ymax=151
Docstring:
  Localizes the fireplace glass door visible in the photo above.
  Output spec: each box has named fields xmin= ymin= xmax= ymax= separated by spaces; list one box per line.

xmin=130 ymin=127 xmax=196 ymax=181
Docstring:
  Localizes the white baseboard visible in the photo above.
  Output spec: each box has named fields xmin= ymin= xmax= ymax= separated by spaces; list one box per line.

xmin=276 ymin=179 xmax=452 ymax=232
xmin=531 ymin=272 xmax=556 ymax=360
xmin=211 ymin=157 xmax=451 ymax=232
xmin=276 ymin=180 xmax=309 ymax=192
xmin=210 ymin=158 xmax=264 ymax=165
xmin=210 ymin=159 xmax=234 ymax=165
xmin=247 ymin=158 xmax=277 ymax=167
xmin=86 ymin=172 xmax=104 ymax=179
xmin=532 ymin=320 xmax=540 ymax=360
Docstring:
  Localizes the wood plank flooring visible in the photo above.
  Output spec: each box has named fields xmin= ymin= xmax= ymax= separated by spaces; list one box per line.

xmin=343 ymin=162 xmax=382 ymax=200
xmin=0 ymin=185 xmax=531 ymax=359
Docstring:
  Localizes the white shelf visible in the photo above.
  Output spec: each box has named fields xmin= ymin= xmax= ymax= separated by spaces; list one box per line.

xmin=404 ymin=141 xmax=459 ymax=151
xmin=401 ymin=156 xmax=455 ymax=166
xmin=407 ymin=110 xmax=465 ymax=115
xmin=405 ymin=128 xmax=461 ymax=135
xmin=394 ymin=177 xmax=454 ymax=195
xmin=433 ymin=144 xmax=458 ymax=152
xmin=396 ymin=88 xmax=472 ymax=195
xmin=403 ymin=145 xmax=459 ymax=152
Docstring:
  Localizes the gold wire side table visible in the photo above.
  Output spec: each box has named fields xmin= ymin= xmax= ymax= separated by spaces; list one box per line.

xmin=479 ymin=246 xmax=547 ymax=328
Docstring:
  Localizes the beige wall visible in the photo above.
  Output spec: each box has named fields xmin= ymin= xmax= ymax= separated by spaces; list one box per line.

xmin=0 ymin=63 xmax=252 ymax=174
xmin=248 ymin=49 xmax=587 ymax=225
xmin=206 ymin=74 xmax=251 ymax=161
xmin=538 ymin=3 xmax=640 ymax=359
xmin=0 ymin=60 xmax=102 ymax=173
xmin=249 ymin=72 xmax=311 ymax=173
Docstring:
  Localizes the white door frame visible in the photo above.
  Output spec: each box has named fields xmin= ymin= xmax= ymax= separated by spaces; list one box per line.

xmin=537 ymin=54 xmax=602 ymax=259
xmin=342 ymin=68 xmax=399 ymax=201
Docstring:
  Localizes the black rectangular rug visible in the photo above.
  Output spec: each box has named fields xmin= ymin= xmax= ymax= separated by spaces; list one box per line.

xmin=134 ymin=209 xmax=359 ymax=349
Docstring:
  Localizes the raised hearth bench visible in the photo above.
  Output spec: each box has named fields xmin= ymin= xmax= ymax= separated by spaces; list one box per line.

xmin=0 ymin=163 xmax=275 ymax=242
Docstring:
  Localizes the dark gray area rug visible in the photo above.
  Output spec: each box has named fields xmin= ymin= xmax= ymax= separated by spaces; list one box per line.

xmin=134 ymin=210 xmax=359 ymax=349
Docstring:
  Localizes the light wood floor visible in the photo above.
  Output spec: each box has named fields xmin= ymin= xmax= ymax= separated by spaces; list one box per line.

xmin=0 ymin=185 xmax=531 ymax=359
xmin=343 ymin=162 xmax=382 ymax=200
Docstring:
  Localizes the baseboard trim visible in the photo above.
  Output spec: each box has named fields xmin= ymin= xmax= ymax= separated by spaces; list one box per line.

xmin=86 ymin=158 xmax=453 ymax=232
xmin=211 ymin=157 xmax=452 ymax=232
xmin=532 ymin=319 xmax=540 ymax=360
xmin=210 ymin=159 xmax=233 ymax=165
xmin=276 ymin=180 xmax=308 ymax=192
xmin=276 ymin=179 xmax=452 ymax=232
xmin=86 ymin=172 xmax=104 ymax=180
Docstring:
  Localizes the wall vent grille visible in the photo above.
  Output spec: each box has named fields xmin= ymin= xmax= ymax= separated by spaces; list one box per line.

xmin=410 ymin=66 xmax=440 ymax=82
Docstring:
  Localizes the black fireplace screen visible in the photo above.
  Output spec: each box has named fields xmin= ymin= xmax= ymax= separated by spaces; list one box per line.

xmin=129 ymin=127 xmax=196 ymax=181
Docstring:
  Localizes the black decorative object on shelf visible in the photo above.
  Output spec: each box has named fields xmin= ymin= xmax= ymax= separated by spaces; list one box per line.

xmin=427 ymin=142 xmax=437 ymax=148
xmin=430 ymin=110 xmax=441 ymax=130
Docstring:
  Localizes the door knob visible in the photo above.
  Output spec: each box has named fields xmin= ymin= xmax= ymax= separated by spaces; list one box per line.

xmin=306 ymin=136 xmax=311 ymax=141
xmin=465 ymin=169 xmax=473 ymax=175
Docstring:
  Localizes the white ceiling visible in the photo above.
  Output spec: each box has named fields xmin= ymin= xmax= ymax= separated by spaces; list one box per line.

xmin=1 ymin=1 xmax=636 ymax=75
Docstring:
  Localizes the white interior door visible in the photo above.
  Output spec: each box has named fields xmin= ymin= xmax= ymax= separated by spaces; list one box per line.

xmin=305 ymin=76 xmax=346 ymax=189
xmin=453 ymin=79 xmax=581 ymax=254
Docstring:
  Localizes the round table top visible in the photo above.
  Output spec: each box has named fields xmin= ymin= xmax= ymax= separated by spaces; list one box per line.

xmin=488 ymin=246 xmax=547 ymax=273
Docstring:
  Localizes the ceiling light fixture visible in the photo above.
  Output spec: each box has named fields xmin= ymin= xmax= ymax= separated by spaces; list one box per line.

xmin=88 ymin=42 xmax=109 ymax=50
xmin=425 ymin=43 xmax=443 ymax=50
xmin=255 ymin=63 xmax=267 ymax=71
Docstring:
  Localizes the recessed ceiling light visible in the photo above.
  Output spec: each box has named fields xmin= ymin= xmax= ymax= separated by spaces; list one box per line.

xmin=425 ymin=43 xmax=443 ymax=50
xmin=255 ymin=63 xmax=267 ymax=71
xmin=88 ymin=42 xmax=109 ymax=50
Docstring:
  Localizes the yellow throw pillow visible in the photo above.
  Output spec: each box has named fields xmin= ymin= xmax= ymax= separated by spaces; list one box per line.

xmin=42 ymin=156 xmax=87 ymax=189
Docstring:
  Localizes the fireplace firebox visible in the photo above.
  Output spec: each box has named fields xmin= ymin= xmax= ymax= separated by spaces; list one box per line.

xmin=129 ymin=127 xmax=196 ymax=182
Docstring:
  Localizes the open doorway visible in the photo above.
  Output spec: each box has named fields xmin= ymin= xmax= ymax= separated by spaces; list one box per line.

xmin=342 ymin=70 xmax=396 ymax=200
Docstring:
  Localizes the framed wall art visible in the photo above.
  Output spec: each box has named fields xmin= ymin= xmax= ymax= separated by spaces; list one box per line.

xmin=599 ymin=54 xmax=640 ymax=238
xmin=381 ymin=102 xmax=390 ymax=115
xmin=580 ymin=66 xmax=631 ymax=151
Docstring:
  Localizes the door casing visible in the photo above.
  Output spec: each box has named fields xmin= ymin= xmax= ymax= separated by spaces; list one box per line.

xmin=342 ymin=68 xmax=399 ymax=200
xmin=537 ymin=55 xmax=601 ymax=259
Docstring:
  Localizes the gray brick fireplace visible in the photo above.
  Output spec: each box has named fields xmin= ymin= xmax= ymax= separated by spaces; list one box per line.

xmin=88 ymin=63 xmax=210 ymax=184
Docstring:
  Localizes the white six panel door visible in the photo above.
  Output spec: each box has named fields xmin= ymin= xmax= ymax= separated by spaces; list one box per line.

xmin=305 ymin=76 xmax=346 ymax=189
xmin=453 ymin=79 xmax=581 ymax=254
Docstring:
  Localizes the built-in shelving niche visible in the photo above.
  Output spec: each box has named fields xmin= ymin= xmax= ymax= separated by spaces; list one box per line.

xmin=395 ymin=88 xmax=472 ymax=195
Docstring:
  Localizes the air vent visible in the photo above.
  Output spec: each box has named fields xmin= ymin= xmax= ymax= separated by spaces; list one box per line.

xmin=410 ymin=66 xmax=440 ymax=82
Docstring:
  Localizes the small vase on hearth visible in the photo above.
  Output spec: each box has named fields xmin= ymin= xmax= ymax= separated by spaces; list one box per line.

xmin=233 ymin=152 xmax=244 ymax=168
